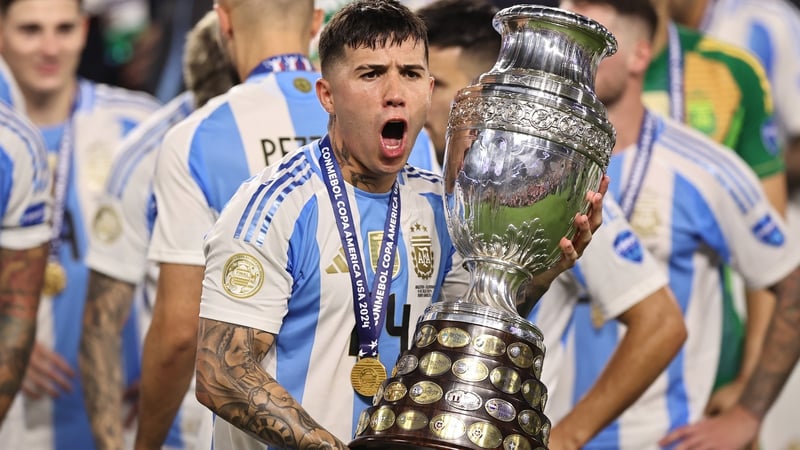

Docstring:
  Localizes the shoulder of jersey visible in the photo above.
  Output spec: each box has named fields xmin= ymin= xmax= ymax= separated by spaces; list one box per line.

xmin=0 ymin=100 xmax=46 ymax=153
xmin=659 ymin=114 xmax=756 ymax=169
xmin=695 ymin=32 xmax=769 ymax=77
xmin=89 ymin=81 xmax=162 ymax=112
xmin=402 ymin=165 xmax=444 ymax=192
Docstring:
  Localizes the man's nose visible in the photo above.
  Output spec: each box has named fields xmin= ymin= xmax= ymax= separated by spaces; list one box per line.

xmin=383 ymin=73 xmax=406 ymax=107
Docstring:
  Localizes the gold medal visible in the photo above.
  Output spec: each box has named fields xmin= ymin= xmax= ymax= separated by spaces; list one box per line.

xmin=43 ymin=260 xmax=67 ymax=296
xmin=351 ymin=357 xmax=387 ymax=397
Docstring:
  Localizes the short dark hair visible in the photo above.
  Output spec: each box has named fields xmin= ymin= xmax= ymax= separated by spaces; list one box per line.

xmin=417 ymin=0 xmax=500 ymax=67
xmin=0 ymin=0 xmax=83 ymax=15
xmin=318 ymin=0 xmax=428 ymax=76
xmin=570 ymin=0 xmax=658 ymax=40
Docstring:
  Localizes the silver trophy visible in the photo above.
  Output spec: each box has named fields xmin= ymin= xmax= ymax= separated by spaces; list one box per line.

xmin=350 ymin=6 xmax=616 ymax=450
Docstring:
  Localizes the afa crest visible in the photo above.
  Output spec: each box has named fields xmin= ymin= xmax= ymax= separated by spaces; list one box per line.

xmin=410 ymin=223 xmax=434 ymax=280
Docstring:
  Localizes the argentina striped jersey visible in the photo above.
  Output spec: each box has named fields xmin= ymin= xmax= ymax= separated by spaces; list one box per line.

xmin=199 ymin=138 xmax=471 ymax=449
xmin=0 ymin=80 xmax=160 ymax=450
xmin=563 ymin=114 xmax=799 ymax=449
xmin=0 ymin=101 xmax=50 ymax=249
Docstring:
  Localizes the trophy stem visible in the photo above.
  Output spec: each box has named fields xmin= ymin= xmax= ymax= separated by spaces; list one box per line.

xmin=463 ymin=259 xmax=531 ymax=316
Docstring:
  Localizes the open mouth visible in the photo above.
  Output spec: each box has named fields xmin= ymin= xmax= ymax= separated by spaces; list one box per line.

xmin=381 ymin=120 xmax=406 ymax=149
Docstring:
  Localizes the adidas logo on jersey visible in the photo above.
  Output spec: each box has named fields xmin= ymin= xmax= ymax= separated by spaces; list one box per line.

xmin=326 ymin=247 xmax=350 ymax=274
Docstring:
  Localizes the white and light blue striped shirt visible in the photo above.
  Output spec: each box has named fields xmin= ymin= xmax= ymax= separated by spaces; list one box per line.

xmin=0 ymin=79 xmax=160 ymax=450
xmin=561 ymin=114 xmax=799 ymax=449
xmin=199 ymin=138 xmax=471 ymax=448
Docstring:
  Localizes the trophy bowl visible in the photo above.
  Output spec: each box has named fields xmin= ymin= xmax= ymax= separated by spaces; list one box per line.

xmin=350 ymin=6 xmax=616 ymax=449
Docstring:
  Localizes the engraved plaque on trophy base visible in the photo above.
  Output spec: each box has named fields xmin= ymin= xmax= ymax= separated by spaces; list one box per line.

xmin=351 ymin=303 xmax=550 ymax=450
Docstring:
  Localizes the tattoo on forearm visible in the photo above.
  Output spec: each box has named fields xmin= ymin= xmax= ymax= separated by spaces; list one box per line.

xmin=196 ymin=319 xmax=347 ymax=449
xmin=740 ymin=267 xmax=800 ymax=419
xmin=79 ymin=270 xmax=135 ymax=450
xmin=0 ymin=245 xmax=47 ymax=421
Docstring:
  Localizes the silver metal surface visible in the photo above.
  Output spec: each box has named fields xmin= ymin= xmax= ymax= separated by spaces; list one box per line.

xmin=444 ymin=5 xmax=617 ymax=315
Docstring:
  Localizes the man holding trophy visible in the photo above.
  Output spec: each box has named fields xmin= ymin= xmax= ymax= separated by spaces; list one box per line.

xmin=193 ymin=1 xmax=606 ymax=449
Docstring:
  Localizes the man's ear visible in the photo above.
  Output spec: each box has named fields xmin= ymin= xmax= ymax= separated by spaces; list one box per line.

xmin=630 ymin=38 xmax=653 ymax=76
xmin=316 ymin=78 xmax=335 ymax=114
xmin=215 ymin=3 xmax=234 ymax=41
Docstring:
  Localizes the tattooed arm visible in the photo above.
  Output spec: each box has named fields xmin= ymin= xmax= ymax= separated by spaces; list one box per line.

xmin=79 ymin=270 xmax=135 ymax=450
xmin=660 ymin=265 xmax=800 ymax=450
xmin=0 ymin=244 xmax=47 ymax=422
xmin=196 ymin=317 xmax=348 ymax=449
xmin=738 ymin=267 xmax=800 ymax=417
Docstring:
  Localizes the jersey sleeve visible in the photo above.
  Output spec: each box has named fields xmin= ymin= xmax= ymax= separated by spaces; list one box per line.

xmin=763 ymin=13 xmax=800 ymax=136
xmin=199 ymin=174 xmax=294 ymax=334
xmin=721 ymin=42 xmax=785 ymax=177
xmin=0 ymin=113 xmax=51 ymax=250
xmin=572 ymin=196 xmax=669 ymax=321
xmin=148 ymin=118 xmax=220 ymax=266
xmin=85 ymin=149 xmax=158 ymax=284
xmin=88 ymin=93 xmax=193 ymax=281
xmin=691 ymin=141 xmax=799 ymax=289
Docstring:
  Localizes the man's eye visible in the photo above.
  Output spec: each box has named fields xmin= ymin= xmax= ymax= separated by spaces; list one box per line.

xmin=18 ymin=25 xmax=39 ymax=35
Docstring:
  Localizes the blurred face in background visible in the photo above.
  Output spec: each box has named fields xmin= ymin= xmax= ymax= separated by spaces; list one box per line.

xmin=426 ymin=45 xmax=474 ymax=163
xmin=0 ymin=0 xmax=88 ymax=99
xmin=562 ymin=1 xmax=650 ymax=108
xmin=427 ymin=45 xmax=493 ymax=164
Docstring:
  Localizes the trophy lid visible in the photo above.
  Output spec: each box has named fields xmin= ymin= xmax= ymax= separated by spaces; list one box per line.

xmin=490 ymin=5 xmax=617 ymax=90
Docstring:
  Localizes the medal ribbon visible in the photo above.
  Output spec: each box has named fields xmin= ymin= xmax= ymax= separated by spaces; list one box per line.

xmin=619 ymin=110 xmax=658 ymax=220
xmin=667 ymin=22 xmax=685 ymax=123
xmin=318 ymin=135 xmax=401 ymax=358
xmin=246 ymin=53 xmax=314 ymax=80
xmin=48 ymin=119 xmax=76 ymax=265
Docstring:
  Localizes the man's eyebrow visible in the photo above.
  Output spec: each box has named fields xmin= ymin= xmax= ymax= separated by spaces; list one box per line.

xmin=355 ymin=64 xmax=388 ymax=71
xmin=354 ymin=63 xmax=427 ymax=71
xmin=401 ymin=64 xmax=427 ymax=71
